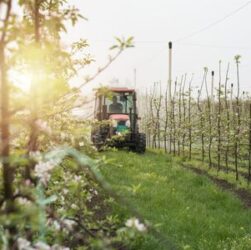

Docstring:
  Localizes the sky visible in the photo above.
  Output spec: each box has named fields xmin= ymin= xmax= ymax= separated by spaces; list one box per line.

xmin=65 ymin=0 xmax=251 ymax=97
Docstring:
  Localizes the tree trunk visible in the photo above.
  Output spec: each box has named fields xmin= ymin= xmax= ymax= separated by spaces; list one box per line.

xmin=0 ymin=45 xmax=13 ymax=205
xmin=249 ymin=103 xmax=251 ymax=182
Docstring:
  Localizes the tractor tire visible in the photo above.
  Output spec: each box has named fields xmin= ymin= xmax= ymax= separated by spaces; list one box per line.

xmin=92 ymin=133 xmax=105 ymax=152
xmin=134 ymin=133 xmax=146 ymax=154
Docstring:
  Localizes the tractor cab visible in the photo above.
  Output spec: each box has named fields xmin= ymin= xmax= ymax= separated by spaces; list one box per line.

xmin=94 ymin=88 xmax=136 ymax=134
xmin=92 ymin=87 xmax=146 ymax=153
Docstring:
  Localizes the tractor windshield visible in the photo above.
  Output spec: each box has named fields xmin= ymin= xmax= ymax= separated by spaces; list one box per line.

xmin=105 ymin=92 xmax=134 ymax=114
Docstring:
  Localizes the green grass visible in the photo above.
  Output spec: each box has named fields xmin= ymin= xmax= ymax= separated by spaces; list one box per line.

xmin=100 ymin=149 xmax=251 ymax=250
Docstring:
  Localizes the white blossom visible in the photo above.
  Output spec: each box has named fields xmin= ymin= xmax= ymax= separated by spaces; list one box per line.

xmin=17 ymin=197 xmax=31 ymax=206
xmin=24 ymin=179 xmax=32 ymax=186
xmin=34 ymin=242 xmax=50 ymax=250
xmin=62 ymin=189 xmax=69 ymax=195
xmin=51 ymin=245 xmax=70 ymax=250
xmin=29 ymin=151 xmax=43 ymax=162
xmin=60 ymin=195 xmax=65 ymax=203
xmin=89 ymin=188 xmax=98 ymax=197
xmin=70 ymin=136 xmax=75 ymax=144
xmin=35 ymin=119 xmax=52 ymax=135
xmin=60 ymin=132 xmax=67 ymax=140
xmin=34 ymin=160 xmax=57 ymax=185
xmin=17 ymin=238 xmax=33 ymax=250
xmin=86 ymin=193 xmax=92 ymax=202
xmin=125 ymin=218 xmax=147 ymax=232
xmin=70 ymin=204 xmax=78 ymax=210
xmin=63 ymin=219 xmax=77 ymax=231
xmin=74 ymin=175 xmax=81 ymax=182
xmin=53 ymin=220 xmax=61 ymax=231
xmin=17 ymin=238 xmax=70 ymax=250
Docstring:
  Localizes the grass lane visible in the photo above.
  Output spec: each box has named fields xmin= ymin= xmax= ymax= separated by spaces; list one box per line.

xmin=101 ymin=149 xmax=251 ymax=250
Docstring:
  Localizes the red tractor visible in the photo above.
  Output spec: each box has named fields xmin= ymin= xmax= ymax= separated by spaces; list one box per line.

xmin=91 ymin=87 xmax=146 ymax=153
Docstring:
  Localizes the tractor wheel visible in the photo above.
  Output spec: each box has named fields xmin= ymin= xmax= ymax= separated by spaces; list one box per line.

xmin=134 ymin=133 xmax=146 ymax=154
xmin=95 ymin=143 xmax=104 ymax=152
xmin=92 ymin=133 xmax=105 ymax=152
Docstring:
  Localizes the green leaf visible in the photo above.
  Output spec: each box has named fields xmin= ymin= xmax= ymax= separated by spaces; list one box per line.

xmin=110 ymin=45 xmax=119 ymax=50
xmin=40 ymin=195 xmax=58 ymax=205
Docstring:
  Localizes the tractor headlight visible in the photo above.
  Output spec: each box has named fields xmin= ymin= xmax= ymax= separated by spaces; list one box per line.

xmin=112 ymin=120 xmax=118 ymax=127
xmin=125 ymin=120 xmax=130 ymax=127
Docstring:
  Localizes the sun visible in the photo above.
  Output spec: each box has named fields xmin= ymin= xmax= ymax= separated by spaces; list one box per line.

xmin=9 ymin=69 xmax=33 ymax=93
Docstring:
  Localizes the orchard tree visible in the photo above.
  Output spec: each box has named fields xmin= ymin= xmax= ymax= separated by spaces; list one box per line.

xmin=0 ymin=1 xmax=136 ymax=249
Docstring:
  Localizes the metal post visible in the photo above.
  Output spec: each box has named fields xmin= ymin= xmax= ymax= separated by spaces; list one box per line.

xmin=167 ymin=42 xmax=173 ymax=153
xmin=211 ymin=71 xmax=214 ymax=113
xmin=168 ymin=42 xmax=172 ymax=107
xmin=134 ymin=68 xmax=137 ymax=88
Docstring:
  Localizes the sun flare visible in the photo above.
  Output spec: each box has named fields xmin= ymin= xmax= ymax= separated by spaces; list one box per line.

xmin=9 ymin=69 xmax=33 ymax=92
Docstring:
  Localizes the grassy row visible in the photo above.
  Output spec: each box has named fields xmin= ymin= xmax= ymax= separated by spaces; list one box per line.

xmin=100 ymin=149 xmax=251 ymax=250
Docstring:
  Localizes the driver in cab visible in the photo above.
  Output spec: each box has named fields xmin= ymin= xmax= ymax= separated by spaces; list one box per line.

xmin=109 ymin=96 xmax=123 ymax=113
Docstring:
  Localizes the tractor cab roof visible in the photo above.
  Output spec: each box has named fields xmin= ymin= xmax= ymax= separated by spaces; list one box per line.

xmin=94 ymin=87 xmax=136 ymax=97
xmin=109 ymin=87 xmax=135 ymax=93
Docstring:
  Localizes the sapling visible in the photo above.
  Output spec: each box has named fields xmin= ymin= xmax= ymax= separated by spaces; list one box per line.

xmin=156 ymin=82 xmax=162 ymax=149
xmin=224 ymin=63 xmax=230 ymax=173
xmin=217 ymin=61 xmax=222 ymax=172
xmin=143 ymin=89 xmax=150 ymax=147
xmin=205 ymin=71 xmax=214 ymax=168
xmin=177 ymin=75 xmax=184 ymax=156
xmin=208 ymin=71 xmax=214 ymax=168
xmin=234 ymin=55 xmax=241 ymax=180
xmin=149 ymin=85 xmax=156 ymax=148
xmin=169 ymin=79 xmax=173 ymax=153
xmin=230 ymin=83 xmax=234 ymax=113
xmin=197 ymin=68 xmax=207 ymax=162
xmin=146 ymin=90 xmax=151 ymax=147
xmin=182 ymin=74 xmax=187 ymax=156
xmin=172 ymin=80 xmax=177 ymax=155
xmin=188 ymin=75 xmax=193 ymax=160
xmin=164 ymin=84 xmax=168 ymax=152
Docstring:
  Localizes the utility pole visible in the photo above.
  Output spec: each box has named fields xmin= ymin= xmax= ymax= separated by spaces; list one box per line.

xmin=211 ymin=71 xmax=215 ymax=113
xmin=134 ymin=68 xmax=137 ymax=88
xmin=167 ymin=41 xmax=173 ymax=153
xmin=168 ymin=42 xmax=172 ymax=107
